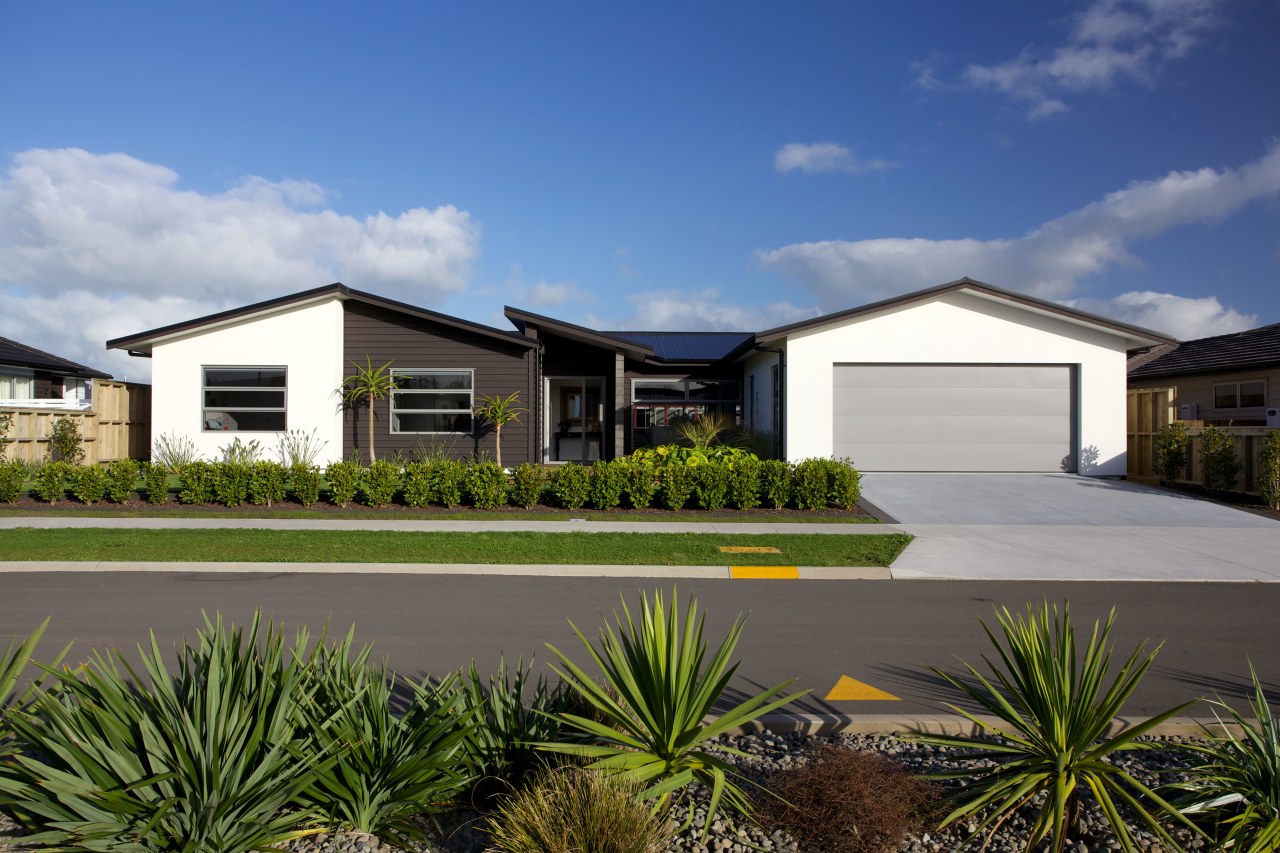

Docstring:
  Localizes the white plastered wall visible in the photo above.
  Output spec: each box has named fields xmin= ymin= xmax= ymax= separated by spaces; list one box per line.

xmin=149 ymin=298 xmax=346 ymax=464
xmin=780 ymin=291 xmax=1131 ymax=475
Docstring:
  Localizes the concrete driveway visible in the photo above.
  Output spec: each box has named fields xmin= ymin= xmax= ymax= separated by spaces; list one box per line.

xmin=861 ymin=473 xmax=1280 ymax=582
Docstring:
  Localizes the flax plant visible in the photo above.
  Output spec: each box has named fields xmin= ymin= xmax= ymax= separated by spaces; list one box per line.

xmin=539 ymin=588 xmax=805 ymax=837
xmin=914 ymin=601 xmax=1197 ymax=853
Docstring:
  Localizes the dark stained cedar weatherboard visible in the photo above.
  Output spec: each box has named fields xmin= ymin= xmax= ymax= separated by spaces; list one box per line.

xmin=343 ymin=302 xmax=535 ymax=464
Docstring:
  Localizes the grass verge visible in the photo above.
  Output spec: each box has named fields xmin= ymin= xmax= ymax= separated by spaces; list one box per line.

xmin=0 ymin=529 xmax=911 ymax=566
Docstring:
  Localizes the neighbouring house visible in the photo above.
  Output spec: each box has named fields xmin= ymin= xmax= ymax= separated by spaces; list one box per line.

xmin=107 ymin=277 xmax=1171 ymax=475
xmin=1 ymin=336 xmax=112 ymax=409
xmin=1127 ymin=323 xmax=1280 ymax=427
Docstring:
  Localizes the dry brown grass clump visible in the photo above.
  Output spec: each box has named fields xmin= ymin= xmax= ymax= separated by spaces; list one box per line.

xmin=755 ymin=744 xmax=940 ymax=853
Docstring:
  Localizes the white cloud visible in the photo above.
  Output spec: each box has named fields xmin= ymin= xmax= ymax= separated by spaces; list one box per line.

xmin=936 ymin=0 xmax=1225 ymax=118
xmin=775 ymin=142 xmax=895 ymax=175
xmin=493 ymin=264 xmax=592 ymax=309
xmin=623 ymin=289 xmax=819 ymax=331
xmin=0 ymin=147 xmax=482 ymax=380
xmin=756 ymin=143 xmax=1280 ymax=315
xmin=1068 ymin=291 xmax=1255 ymax=339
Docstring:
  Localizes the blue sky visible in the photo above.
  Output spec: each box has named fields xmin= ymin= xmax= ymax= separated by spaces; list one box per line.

xmin=1 ymin=0 xmax=1277 ymax=381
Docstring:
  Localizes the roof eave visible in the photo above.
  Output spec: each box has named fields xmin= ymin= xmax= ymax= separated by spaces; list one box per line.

xmin=503 ymin=306 xmax=654 ymax=357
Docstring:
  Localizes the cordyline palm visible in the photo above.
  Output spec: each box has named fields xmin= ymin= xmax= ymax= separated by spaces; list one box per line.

xmin=474 ymin=391 xmax=526 ymax=468
xmin=914 ymin=600 xmax=1199 ymax=853
xmin=340 ymin=356 xmax=398 ymax=464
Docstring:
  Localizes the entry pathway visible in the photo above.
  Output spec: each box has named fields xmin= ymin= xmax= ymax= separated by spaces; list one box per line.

xmin=861 ymin=473 xmax=1280 ymax=582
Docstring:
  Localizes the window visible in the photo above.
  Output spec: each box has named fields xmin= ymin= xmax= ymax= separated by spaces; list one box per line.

xmin=202 ymin=367 xmax=286 ymax=431
xmin=391 ymin=369 xmax=473 ymax=433
xmin=1214 ymin=379 xmax=1266 ymax=410
xmin=0 ymin=369 xmax=34 ymax=400
xmin=631 ymin=379 xmax=741 ymax=447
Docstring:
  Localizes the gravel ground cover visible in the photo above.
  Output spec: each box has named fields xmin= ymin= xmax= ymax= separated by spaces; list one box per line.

xmin=0 ymin=731 xmax=1203 ymax=853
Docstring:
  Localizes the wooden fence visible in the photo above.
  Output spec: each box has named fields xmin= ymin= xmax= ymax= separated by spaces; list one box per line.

xmin=0 ymin=380 xmax=151 ymax=465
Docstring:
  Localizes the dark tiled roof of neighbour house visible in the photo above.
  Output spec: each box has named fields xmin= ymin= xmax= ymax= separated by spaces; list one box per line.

xmin=1127 ymin=323 xmax=1280 ymax=379
xmin=0 ymin=336 xmax=112 ymax=378
xmin=605 ymin=331 xmax=756 ymax=362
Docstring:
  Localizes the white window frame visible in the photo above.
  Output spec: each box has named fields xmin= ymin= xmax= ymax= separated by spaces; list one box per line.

xmin=390 ymin=368 xmax=475 ymax=434
xmin=0 ymin=367 xmax=35 ymax=401
xmin=1213 ymin=378 xmax=1267 ymax=411
xmin=201 ymin=365 xmax=288 ymax=432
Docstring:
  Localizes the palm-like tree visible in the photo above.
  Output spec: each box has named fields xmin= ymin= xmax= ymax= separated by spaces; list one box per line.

xmin=340 ymin=356 xmax=398 ymax=464
xmin=473 ymin=392 xmax=526 ymax=468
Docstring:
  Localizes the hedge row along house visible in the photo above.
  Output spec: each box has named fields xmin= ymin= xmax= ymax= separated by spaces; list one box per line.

xmin=106 ymin=277 xmax=1172 ymax=476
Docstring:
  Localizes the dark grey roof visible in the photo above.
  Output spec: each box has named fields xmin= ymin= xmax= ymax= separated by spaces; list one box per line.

xmin=1128 ymin=323 xmax=1280 ymax=379
xmin=0 ymin=336 xmax=111 ymax=379
xmin=605 ymin=331 xmax=755 ymax=362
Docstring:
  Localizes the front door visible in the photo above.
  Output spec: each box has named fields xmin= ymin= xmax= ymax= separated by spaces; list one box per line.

xmin=546 ymin=376 xmax=606 ymax=463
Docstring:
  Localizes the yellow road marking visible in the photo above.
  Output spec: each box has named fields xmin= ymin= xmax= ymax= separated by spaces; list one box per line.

xmin=729 ymin=566 xmax=799 ymax=579
xmin=824 ymin=675 xmax=901 ymax=701
xmin=718 ymin=546 xmax=782 ymax=554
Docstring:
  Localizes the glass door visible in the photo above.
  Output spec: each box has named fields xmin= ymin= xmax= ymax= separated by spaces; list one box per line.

xmin=546 ymin=376 xmax=606 ymax=463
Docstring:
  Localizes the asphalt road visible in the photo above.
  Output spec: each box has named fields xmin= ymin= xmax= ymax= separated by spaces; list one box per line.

xmin=2 ymin=572 xmax=1276 ymax=719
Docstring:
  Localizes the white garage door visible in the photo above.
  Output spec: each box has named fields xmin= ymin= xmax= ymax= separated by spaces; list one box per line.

xmin=832 ymin=364 xmax=1075 ymax=472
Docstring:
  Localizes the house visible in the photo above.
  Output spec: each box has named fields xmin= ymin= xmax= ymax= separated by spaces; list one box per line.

xmin=1 ymin=336 xmax=112 ymax=409
xmin=107 ymin=277 xmax=1171 ymax=475
xmin=1128 ymin=323 xmax=1280 ymax=427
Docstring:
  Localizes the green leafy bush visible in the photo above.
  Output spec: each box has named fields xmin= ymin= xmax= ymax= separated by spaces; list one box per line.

xmin=433 ymin=459 xmax=467 ymax=508
xmin=792 ymin=459 xmax=830 ymax=510
xmin=360 ymin=460 xmax=400 ymax=507
xmin=402 ymin=462 xmax=432 ymax=508
xmin=589 ymin=460 xmax=624 ymax=511
xmin=540 ymin=588 xmax=803 ymax=837
xmin=466 ymin=460 xmax=508 ymax=509
xmin=47 ymin=416 xmax=85 ymax=464
xmin=246 ymin=460 xmax=288 ymax=506
xmin=828 ymin=457 xmax=861 ymax=510
xmin=31 ymin=461 xmax=70 ymax=503
xmin=693 ymin=463 xmax=729 ymax=510
xmin=759 ymin=459 xmax=792 ymax=509
xmin=621 ymin=458 xmax=657 ymax=509
xmin=325 ymin=459 xmax=362 ymax=508
xmin=549 ymin=463 xmax=590 ymax=510
xmin=1153 ymin=422 xmax=1190 ymax=483
xmin=510 ymin=463 xmax=545 ymax=509
xmin=632 ymin=443 xmax=756 ymax=468
xmin=290 ymin=464 xmax=322 ymax=507
xmin=1258 ymin=430 xmax=1280 ymax=511
xmin=70 ymin=464 xmax=107 ymax=504
xmin=0 ymin=459 xmax=27 ymax=503
xmin=726 ymin=457 xmax=761 ymax=510
xmin=913 ymin=601 xmax=1194 ymax=853
xmin=1200 ymin=424 xmax=1243 ymax=495
xmin=142 ymin=461 xmax=170 ymax=505
xmin=659 ymin=464 xmax=694 ymax=510
xmin=0 ymin=411 xmax=12 ymax=457
xmin=482 ymin=766 xmax=673 ymax=853
xmin=177 ymin=460 xmax=215 ymax=504
xmin=212 ymin=461 xmax=251 ymax=507
xmin=104 ymin=459 xmax=139 ymax=503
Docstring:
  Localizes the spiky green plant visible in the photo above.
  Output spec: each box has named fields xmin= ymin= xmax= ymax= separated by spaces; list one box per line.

xmin=672 ymin=411 xmax=735 ymax=450
xmin=538 ymin=588 xmax=805 ymax=837
xmin=474 ymin=391 xmax=526 ymax=469
xmin=913 ymin=601 xmax=1198 ymax=853
xmin=0 ymin=617 xmax=66 ymax=756
xmin=1168 ymin=662 xmax=1280 ymax=853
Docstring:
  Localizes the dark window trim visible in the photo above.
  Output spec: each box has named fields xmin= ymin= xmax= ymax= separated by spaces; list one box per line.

xmin=390 ymin=368 xmax=475 ymax=434
xmin=201 ymin=365 xmax=288 ymax=433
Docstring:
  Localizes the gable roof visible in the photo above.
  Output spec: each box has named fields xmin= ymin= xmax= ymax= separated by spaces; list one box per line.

xmin=108 ymin=283 xmax=538 ymax=355
xmin=0 ymin=336 xmax=111 ymax=379
xmin=1127 ymin=323 xmax=1280 ymax=379
xmin=744 ymin=277 xmax=1174 ymax=353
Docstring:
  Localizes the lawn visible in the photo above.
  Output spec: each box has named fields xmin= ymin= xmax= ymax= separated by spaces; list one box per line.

xmin=0 ymin=529 xmax=912 ymax=566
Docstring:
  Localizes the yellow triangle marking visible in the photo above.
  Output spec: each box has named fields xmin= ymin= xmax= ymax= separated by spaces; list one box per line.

xmin=824 ymin=675 xmax=900 ymax=701
xmin=718 ymin=546 xmax=782 ymax=554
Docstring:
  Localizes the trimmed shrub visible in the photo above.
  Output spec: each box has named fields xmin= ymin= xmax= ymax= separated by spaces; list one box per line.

xmin=1200 ymin=424 xmax=1242 ymax=495
xmin=177 ymin=461 xmax=215 ymax=504
xmin=433 ymin=459 xmax=467 ymax=508
xmin=1259 ymin=429 xmax=1280 ymax=511
xmin=104 ymin=459 xmax=139 ymax=503
xmin=755 ymin=745 xmax=939 ymax=853
xmin=142 ymin=462 xmax=170 ymax=505
xmin=759 ymin=459 xmax=791 ymax=509
xmin=621 ymin=458 xmax=657 ymax=510
xmin=727 ymin=457 xmax=761 ymax=510
xmin=1153 ymin=422 xmax=1190 ymax=483
xmin=32 ymin=461 xmax=71 ymax=503
xmin=47 ymin=416 xmax=86 ymax=464
xmin=589 ymin=460 xmax=624 ymax=511
xmin=325 ymin=460 xmax=361 ymax=508
xmin=509 ymin=463 xmax=545 ymax=509
xmin=402 ymin=461 xmax=433 ymax=508
xmin=659 ymin=464 xmax=694 ymax=510
xmin=693 ymin=463 xmax=729 ymax=511
xmin=247 ymin=461 xmax=288 ymax=507
xmin=792 ymin=458 xmax=830 ymax=510
xmin=466 ymin=460 xmax=507 ymax=509
xmin=549 ymin=463 xmax=590 ymax=510
xmin=70 ymin=464 xmax=107 ymax=504
xmin=829 ymin=457 xmax=862 ymax=510
xmin=212 ymin=462 xmax=251 ymax=507
xmin=0 ymin=459 xmax=24 ymax=503
xmin=359 ymin=460 xmax=399 ymax=507
xmin=289 ymin=464 xmax=321 ymax=507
